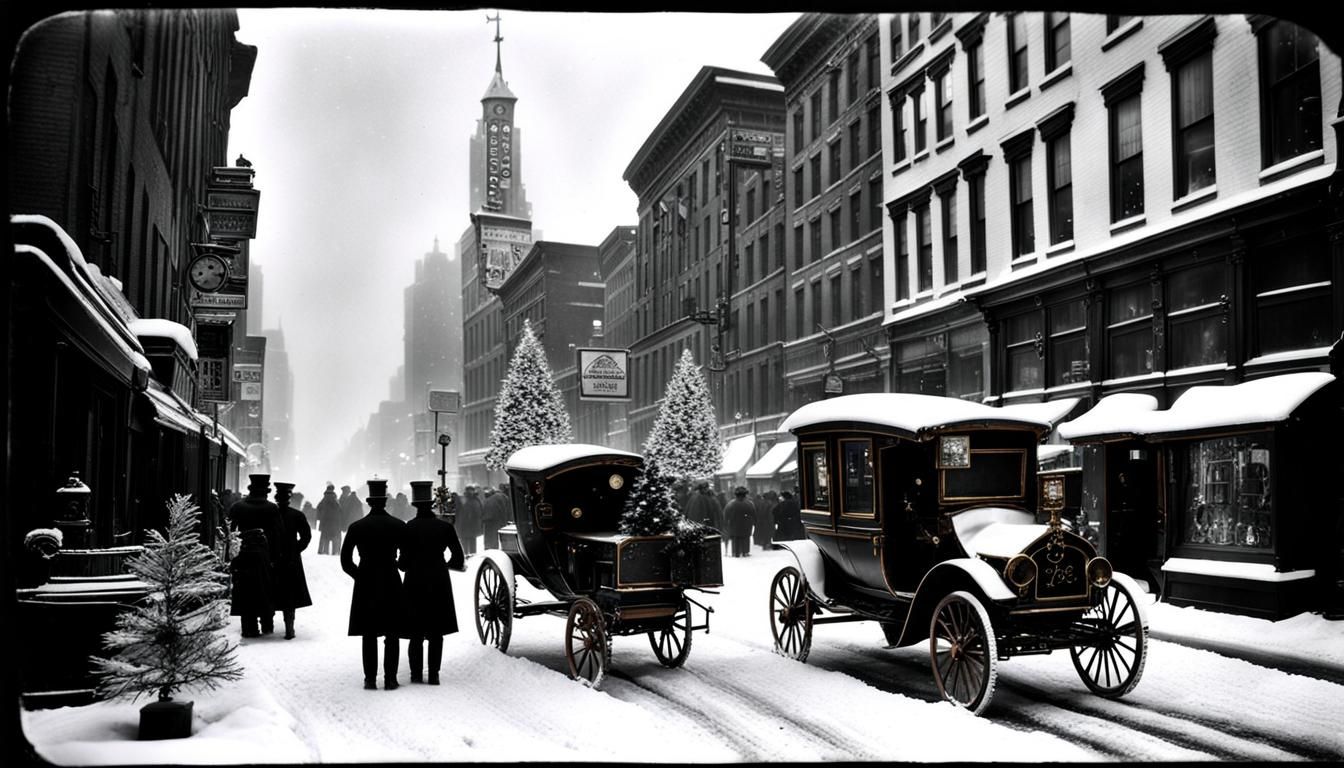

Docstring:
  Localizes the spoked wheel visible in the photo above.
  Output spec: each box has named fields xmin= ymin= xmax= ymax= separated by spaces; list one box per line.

xmin=1070 ymin=579 xmax=1148 ymax=698
xmin=768 ymin=566 xmax=813 ymax=662
xmin=929 ymin=590 xmax=999 ymax=715
xmin=648 ymin=597 xmax=693 ymax=668
xmin=565 ymin=597 xmax=609 ymax=688
xmin=474 ymin=558 xmax=512 ymax=652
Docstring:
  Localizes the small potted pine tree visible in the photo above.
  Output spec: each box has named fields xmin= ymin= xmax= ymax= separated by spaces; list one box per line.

xmin=91 ymin=494 xmax=243 ymax=740
xmin=620 ymin=458 xmax=708 ymax=585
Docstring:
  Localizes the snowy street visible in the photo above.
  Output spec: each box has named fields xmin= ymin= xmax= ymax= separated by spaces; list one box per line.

xmin=21 ymin=543 xmax=1344 ymax=763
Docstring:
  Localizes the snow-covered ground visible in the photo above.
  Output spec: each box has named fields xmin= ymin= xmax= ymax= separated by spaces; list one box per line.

xmin=19 ymin=543 xmax=1344 ymax=763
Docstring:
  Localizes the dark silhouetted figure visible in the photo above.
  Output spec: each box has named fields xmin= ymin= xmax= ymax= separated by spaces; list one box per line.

xmin=399 ymin=481 xmax=465 ymax=685
xmin=481 ymin=484 xmax=510 ymax=550
xmin=341 ymin=479 xmax=407 ymax=690
xmin=724 ymin=486 xmax=755 ymax=558
xmin=458 ymin=485 xmax=483 ymax=556
xmin=273 ymin=481 xmax=313 ymax=640
xmin=228 ymin=474 xmax=286 ymax=636
xmin=774 ymin=490 xmax=804 ymax=541
xmin=316 ymin=483 xmax=343 ymax=555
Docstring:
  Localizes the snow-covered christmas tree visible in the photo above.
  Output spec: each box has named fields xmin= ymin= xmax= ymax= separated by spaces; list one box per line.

xmin=619 ymin=457 xmax=680 ymax=535
xmin=485 ymin=318 xmax=574 ymax=471
xmin=643 ymin=348 xmax=723 ymax=482
xmin=91 ymin=494 xmax=242 ymax=704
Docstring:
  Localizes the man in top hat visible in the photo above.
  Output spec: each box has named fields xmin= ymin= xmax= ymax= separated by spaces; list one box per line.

xmin=723 ymin=486 xmax=756 ymax=558
xmin=398 ymin=480 xmax=465 ymax=685
xmin=228 ymin=474 xmax=287 ymax=636
xmin=272 ymin=482 xmax=313 ymax=640
xmin=341 ymin=478 xmax=408 ymax=690
xmin=316 ymin=483 xmax=343 ymax=555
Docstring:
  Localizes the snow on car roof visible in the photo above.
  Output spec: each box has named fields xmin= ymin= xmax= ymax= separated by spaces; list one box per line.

xmin=505 ymin=443 xmax=641 ymax=472
xmin=997 ymin=397 xmax=1080 ymax=427
xmin=1059 ymin=372 xmax=1335 ymax=441
xmin=779 ymin=392 xmax=1052 ymax=436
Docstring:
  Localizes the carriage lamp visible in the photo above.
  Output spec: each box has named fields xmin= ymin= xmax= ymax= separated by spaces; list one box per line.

xmin=571 ymin=507 xmax=583 ymax=519
xmin=530 ymin=480 xmax=544 ymax=498
xmin=1086 ymin=557 xmax=1113 ymax=588
xmin=1005 ymin=554 xmax=1038 ymax=590
xmin=938 ymin=435 xmax=971 ymax=468
xmin=608 ymin=473 xmax=624 ymax=490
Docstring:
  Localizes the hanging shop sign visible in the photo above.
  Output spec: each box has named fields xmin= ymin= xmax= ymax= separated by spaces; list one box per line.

xmin=188 ymin=243 xmax=248 ymax=310
xmin=473 ymin=212 xmax=533 ymax=293
xmin=233 ymin=363 xmax=263 ymax=401
xmin=577 ymin=348 xmax=630 ymax=401
xmin=428 ymin=389 xmax=461 ymax=414
xmin=728 ymin=128 xmax=777 ymax=166
xmin=205 ymin=189 xmax=260 ymax=240
xmin=195 ymin=321 xmax=234 ymax=406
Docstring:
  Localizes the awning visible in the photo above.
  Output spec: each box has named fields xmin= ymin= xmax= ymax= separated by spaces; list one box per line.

xmin=998 ymin=397 xmax=1081 ymax=428
xmin=745 ymin=441 xmax=797 ymax=479
xmin=142 ymin=385 xmax=204 ymax=436
xmin=1036 ymin=444 xmax=1074 ymax=464
xmin=716 ymin=434 xmax=757 ymax=477
xmin=779 ymin=459 xmax=797 ymax=475
xmin=1059 ymin=372 xmax=1336 ymax=442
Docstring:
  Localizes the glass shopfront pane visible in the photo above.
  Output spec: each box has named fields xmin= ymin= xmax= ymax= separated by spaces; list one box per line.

xmin=841 ymin=440 xmax=875 ymax=516
xmin=1257 ymin=290 xmax=1333 ymax=354
xmin=948 ymin=324 xmax=987 ymax=401
xmin=1050 ymin=333 xmax=1089 ymax=385
xmin=1169 ymin=313 xmax=1225 ymax=369
xmin=1009 ymin=345 xmax=1042 ymax=391
xmin=1109 ymin=282 xmax=1152 ymax=322
xmin=1181 ymin=437 xmax=1272 ymax=550
xmin=802 ymin=445 xmax=831 ymax=510
xmin=1109 ymin=323 xmax=1154 ymax=378
xmin=1167 ymin=262 xmax=1223 ymax=311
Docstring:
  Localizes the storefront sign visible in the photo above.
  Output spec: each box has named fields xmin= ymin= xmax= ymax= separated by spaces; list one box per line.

xmin=233 ymin=363 xmax=262 ymax=401
xmin=474 ymin=213 xmax=533 ymax=293
xmin=195 ymin=321 xmax=233 ymax=406
xmin=824 ymin=373 xmax=844 ymax=395
xmin=577 ymin=348 xmax=630 ymax=401
xmin=728 ymin=129 xmax=776 ymax=166
xmin=188 ymin=246 xmax=248 ymax=310
xmin=428 ymin=389 xmax=460 ymax=414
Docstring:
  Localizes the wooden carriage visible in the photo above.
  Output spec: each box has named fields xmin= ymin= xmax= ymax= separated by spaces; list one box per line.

xmin=768 ymin=393 xmax=1148 ymax=714
xmin=473 ymin=444 xmax=723 ymax=687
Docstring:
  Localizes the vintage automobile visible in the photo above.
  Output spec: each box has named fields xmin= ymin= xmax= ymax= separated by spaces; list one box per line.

xmin=768 ymin=393 xmax=1148 ymax=714
xmin=474 ymin=443 xmax=723 ymax=687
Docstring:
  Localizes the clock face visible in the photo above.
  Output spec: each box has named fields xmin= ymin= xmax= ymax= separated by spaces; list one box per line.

xmin=188 ymin=254 xmax=228 ymax=292
xmin=492 ymin=103 xmax=506 ymax=116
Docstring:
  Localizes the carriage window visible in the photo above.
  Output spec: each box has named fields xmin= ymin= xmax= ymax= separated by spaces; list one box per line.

xmin=941 ymin=449 xmax=1026 ymax=501
xmin=1181 ymin=436 xmax=1272 ymax=550
xmin=841 ymin=440 xmax=874 ymax=517
xmin=802 ymin=444 xmax=831 ymax=510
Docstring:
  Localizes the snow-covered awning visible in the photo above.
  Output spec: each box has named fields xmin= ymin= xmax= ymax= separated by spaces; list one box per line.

xmin=779 ymin=459 xmax=797 ymax=475
xmin=1036 ymin=444 xmax=1074 ymax=464
xmin=745 ymin=441 xmax=796 ymax=479
xmin=716 ymin=434 xmax=757 ymax=476
xmin=779 ymin=393 xmax=1052 ymax=437
xmin=1059 ymin=372 xmax=1335 ymax=442
xmin=506 ymin=443 xmax=641 ymax=473
xmin=998 ymin=397 xmax=1081 ymax=428
xmin=130 ymin=318 xmax=199 ymax=360
xmin=143 ymin=384 xmax=204 ymax=436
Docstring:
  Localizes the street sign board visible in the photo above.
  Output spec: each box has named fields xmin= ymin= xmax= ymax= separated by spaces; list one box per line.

xmin=205 ymin=187 xmax=260 ymax=240
xmin=428 ymin=389 xmax=460 ymax=414
xmin=728 ymin=129 xmax=776 ymax=166
xmin=577 ymin=348 xmax=630 ymax=401
xmin=233 ymin=363 xmax=263 ymax=401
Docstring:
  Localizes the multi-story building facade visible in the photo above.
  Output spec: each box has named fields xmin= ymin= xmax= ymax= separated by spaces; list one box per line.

xmin=459 ymin=28 xmax=533 ymax=488
xmin=876 ymin=12 xmax=1343 ymax=618
xmin=403 ymin=238 xmax=463 ymax=485
xmin=597 ymin=225 xmax=638 ymax=451
xmin=622 ymin=66 xmax=787 ymax=484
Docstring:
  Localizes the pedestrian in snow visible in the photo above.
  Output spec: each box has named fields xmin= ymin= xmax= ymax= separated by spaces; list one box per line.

xmin=391 ymin=491 xmax=412 ymax=522
xmin=724 ymin=486 xmax=755 ymax=558
xmin=398 ymin=480 xmax=465 ymax=685
xmin=773 ymin=490 xmax=804 ymax=541
xmin=272 ymin=481 xmax=313 ymax=640
xmin=340 ymin=478 xmax=407 ymax=690
xmin=685 ymin=481 xmax=715 ymax=526
xmin=291 ymin=491 xmax=307 ymax=521
xmin=316 ymin=483 xmax=343 ymax=554
xmin=481 ymin=483 xmax=510 ymax=549
xmin=301 ymin=500 xmax=318 ymax=530
xmin=340 ymin=484 xmax=365 ymax=532
xmin=713 ymin=489 xmax=728 ymax=554
xmin=227 ymin=474 xmax=286 ymax=636
xmin=229 ymin=528 xmax=275 ymax=637
xmin=458 ymin=485 xmax=483 ymax=556
xmin=756 ymin=490 xmax=779 ymax=550
xmin=673 ymin=480 xmax=691 ymax=515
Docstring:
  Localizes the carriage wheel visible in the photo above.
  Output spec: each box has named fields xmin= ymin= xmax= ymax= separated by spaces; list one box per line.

xmin=929 ymin=591 xmax=998 ymax=715
xmin=648 ymin=596 xmax=693 ymax=668
xmin=768 ymin=566 xmax=813 ymax=662
xmin=474 ymin=558 xmax=512 ymax=652
xmin=1070 ymin=579 xmax=1148 ymax=698
xmin=565 ymin=597 xmax=609 ymax=688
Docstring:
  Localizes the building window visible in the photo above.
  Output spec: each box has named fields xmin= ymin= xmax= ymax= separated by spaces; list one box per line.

xmin=931 ymin=12 xmax=946 ymax=30
xmin=1180 ymin=436 xmax=1273 ymax=550
xmin=810 ymin=154 xmax=822 ymax=198
xmin=776 ymin=288 xmax=785 ymax=342
xmin=867 ymin=104 xmax=880 ymax=158
xmin=829 ymin=140 xmax=841 ymax=186
xmin=867 ymin=35 xmax=881 ymax=91
xmin=968 ymin=171 xmax=986 ymax=274
xmin=896 ymin=335 xmax=946 ymax=396
xmin=1005 ymin=311 xmax=1043 ymax=392
xmin=868 ymin=252 xmax=883 ymax=315
xmin=775 ymin=223 xmax=785 ymax=269
xmin=1046 ymin=134 xmax=1073 ymax=244
xmin=940 ymin=186 xmax=958 ymax=284
xmin=891 ymin=13 xmax=904 ymax=62
xmin=793 ymin=224 xmax=804 ymax=271
xmin=829 ymin=69 xmax=841 ymax=124
xmin=849 ymin=121 xmax=861 ymax=169
xmin=849 ymin=265 xmax=863 ymax=322
xmin=1008 ymin=13 xmax=1029 ymax=94
xmin=894 ymin=210 xmax=910 ymax=301
xmin=1009 ymin=149 xmax=1035 ymax=257
xmin=1107 ymin=282 xmax=1154 ymax=379
xmin=792 ymin=110 xmax=804 ymax=154
xmin=701 ymin=159 xmax=710 ymax=204
xmin=811 ymin=280 xmax=822 ymax=333
xmin=829 ymin=207 xmax=842 ymax=251
xmin=1106 ymin=15 xmax=1135 ymax=34
xmin=746 ymin=303 xmax=755 ymax=349
xmin=934 ymin=67 xmax=953 ymax=142
xmin=1045 ymin=12 xmax=1071 ymax=73
xmin=915 ymin=202 xmax=933 ymax=292
xmin=948 ymin=324 xmax=986 ymax=401
xmin=810 ymin=90 xmax=822 ymax=142
xmin=1166 ymin=261 xmax=1226 ymax=369
xmin=746 ymin=187 xmax=756 ymax=224
xmin=1049 ymin=299 xmax=1089 ymax=386
xmin=793 ymin=167 xmax=804 ymax=208
xmin=869 ymin=177 xmax=883 ymax=232
xmin=830 ymin=273 xmax=843 ymax=328
xmin=810 ymin=218 xmax=822 ymax=262
xmin=1174 ymin=50 xmax=1216 ymax=197
xmin=850 ymin=191 xmax=862 ymax=242
xmin=1110 ymin=92 xmax=1144 ymax=221
xmin=891 ymin=91 xmax=907 ymax=164
xmin=967 ymin=37 xmax=985 ymax=120
xmin=908 ymin=13 xmax=921 ymax=43
xmin=759 ymin=232 xmax=770 ymax=278
xmin=795 ymin=287 xmax=805 ymax=338
xmin=745 ymin=242 xmax=755 ymax=285
xmin=848 ymin=49 xmax=860 ymax=103
xmin=1258 ymin=20 xmax=1321 ymax=168
xmin=911 ymin=84 xmax=927 ymax=155
xmin=1252 ymin=235 xmax=1333 ymax=356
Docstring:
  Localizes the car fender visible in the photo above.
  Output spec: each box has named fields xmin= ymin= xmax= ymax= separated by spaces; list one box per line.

xmin=476 ymin=549 xmax=516 ymax=605
xmin=774 ymin=539 xmax=831 ymax=606
xmin=895 ymin=558 xmax=1015 ymax=647
xmin=1107 ymin=571 xmax=1151 ymax=630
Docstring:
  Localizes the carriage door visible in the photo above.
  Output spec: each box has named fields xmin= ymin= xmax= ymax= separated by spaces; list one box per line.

xmin=836 ymin=438 xmax=885 ymax=589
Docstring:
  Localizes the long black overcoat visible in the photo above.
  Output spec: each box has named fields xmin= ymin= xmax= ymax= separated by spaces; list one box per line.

xmin=457 ymin=493 xmax=483 ymax=539
xmin=274 ymin=505 xmax=313 ymax=610
xmin=229 ymin=531 xmax=275 ymax=617
xmin=316 ymin=492 xmax=342 ymax=532
xmin=340 ymin=508 xmax=407 ymax=636
xmin=723 ymin=498 xmax=756 ymax=538
xmin=773 ymin=496 xmax=804 ymax=540
xmin=228 ymin=493 xmax=287 ymax=566
xmin=685 ymin=491 xmax=715 ymax=527
xmin=398 ymin=512 xmax=466 ymax=637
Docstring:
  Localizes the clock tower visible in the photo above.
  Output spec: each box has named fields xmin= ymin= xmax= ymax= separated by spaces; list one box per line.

xmin=471 ymin=12 xmax=530 ymax=219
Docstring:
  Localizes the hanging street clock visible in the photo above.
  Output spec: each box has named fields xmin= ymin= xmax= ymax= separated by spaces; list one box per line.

xmin=187 ymin=253 xmax=229 ymax=292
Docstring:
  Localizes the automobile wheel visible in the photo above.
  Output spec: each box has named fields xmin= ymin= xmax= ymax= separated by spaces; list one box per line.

xmin=565 ymin=597 xmax=609 ymax=688
xmin=1070 ymin=578 xmax=1148 ymax=698
xmin=474 ymin=557 xmax=512 ymax=652
xmin=648 ymin=596 xmax=693 ymax=668
xmin=929 ymin=590 xmax=999 ymax=715
xmin=768 ymin=566 xmax=813 ymax=662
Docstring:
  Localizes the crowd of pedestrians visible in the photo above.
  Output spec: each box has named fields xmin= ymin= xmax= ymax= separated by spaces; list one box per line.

xmin=675 ymin=479 xmax=804 ymax=556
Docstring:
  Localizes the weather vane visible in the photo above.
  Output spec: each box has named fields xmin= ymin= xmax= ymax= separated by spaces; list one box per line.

xmin=487 ymin=12 xmax=503 ymax=71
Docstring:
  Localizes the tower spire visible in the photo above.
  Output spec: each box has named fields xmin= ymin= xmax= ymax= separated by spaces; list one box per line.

xmin=487 ymin=12 xmax=502 ymax=74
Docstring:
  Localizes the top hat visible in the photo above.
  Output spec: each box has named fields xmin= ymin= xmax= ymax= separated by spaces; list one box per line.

xmin=247 ymin=473 xmax=271 ymax=493
xmin=366 ymin=478 xmax=388 ymax=500
xmin=273 ymin=481 xmax=295 ymax=500
xmin=409 ymin=481 xmax=434 ymax=504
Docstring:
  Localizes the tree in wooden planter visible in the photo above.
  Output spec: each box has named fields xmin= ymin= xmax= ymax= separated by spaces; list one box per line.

xmin=91 ymin=494 xmax=243 ymax=740
xmin=620 ymin=458 xmax=710 ymax=585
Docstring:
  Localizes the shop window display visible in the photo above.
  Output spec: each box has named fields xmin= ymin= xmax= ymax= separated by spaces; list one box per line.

xmin=1181 ymin=436 xmax=1272 ymax=550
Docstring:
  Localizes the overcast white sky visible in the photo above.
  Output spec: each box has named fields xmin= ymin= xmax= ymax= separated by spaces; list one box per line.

xmin=225 ymin=9 xmax=802 ymax=485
